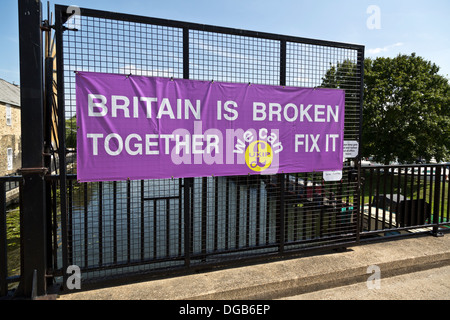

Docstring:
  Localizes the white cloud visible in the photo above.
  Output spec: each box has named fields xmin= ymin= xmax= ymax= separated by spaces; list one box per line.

xmin=367 ymin=42 xmax=404 ymax=55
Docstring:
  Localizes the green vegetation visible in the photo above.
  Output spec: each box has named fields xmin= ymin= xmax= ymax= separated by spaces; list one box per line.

xmin=322 ymin=53 xmax=450 ymax=164
xmin=360 ymin=170 xmax=449 ymax=220
xmin=6 ymin=205 xmax=21 ymax=283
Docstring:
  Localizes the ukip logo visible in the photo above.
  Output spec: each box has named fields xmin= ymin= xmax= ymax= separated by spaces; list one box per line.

xmin=234 ymin=128 xmax=282 ymax=173
xmin=245 ymin=140 xmax=273 ymax=172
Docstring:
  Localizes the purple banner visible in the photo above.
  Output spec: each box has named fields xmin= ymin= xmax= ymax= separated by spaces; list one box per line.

xmin=76 ymin=72 xmax=345 ymax=182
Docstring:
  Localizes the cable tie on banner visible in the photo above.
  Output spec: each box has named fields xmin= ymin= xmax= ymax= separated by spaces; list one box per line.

xmin=126 ymin=73 xmax=132 ymax=79
xmin=74 ymin=71 xmax=79 ymax=74
xmin=170 ymin=77 xmax=174 ymax=81
xmin=211 ymin=79 xmax=214 ymax=83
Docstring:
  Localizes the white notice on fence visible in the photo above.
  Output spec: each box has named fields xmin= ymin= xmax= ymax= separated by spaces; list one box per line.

xmin=343 ymin=140 xmax=359 ymax=159
xmin=323 ymin=170 xmax=342 ymax=182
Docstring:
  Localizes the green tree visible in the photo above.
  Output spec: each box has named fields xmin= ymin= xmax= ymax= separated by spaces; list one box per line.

xmin=322 ymin=53 xmax=450 ymax=164
xmin=65 ymin=115 xmax=77 ymax=149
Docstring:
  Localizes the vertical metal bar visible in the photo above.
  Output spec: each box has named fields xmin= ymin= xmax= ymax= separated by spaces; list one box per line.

xmin=381 ymin=168 xmax=387 ymax=230
xmin=0 ymin=182 xmax=7 ymax=297
xmin=367 ymin=168 xmax=374 ymax=231
xmin=179 ymin=179 xmax=183 ymax=256
xmin=83 ymin=184 xmax=88 ymax=269
xmin=246 ymin=176 xmax=250 ymax=247
xmin=256 ymin=177 xmax=261 ymax=245
xmin=166 ymin=198 xmax=170 ymax=257
xmin=388 ymin=167 xmax=395 ymax=228
xmin=225 ymin=178 xmax=229 ymax=250
xmin=278 ymin=39 xmax=286 ymax=250
xmin=302 ymin=173 xmax=308 ymax=240
xmin=17 ymin=0 xmax=48 ymax=297
xmin=68 ymin=179 xmax=73 ymax=266
xmin=183 ymin=27 xmax=190 ymax=80
xmin=183 ymin=178 xmax=192 ymax=267
xmin=278 ymin=174 xmax=285 ymax=253
xmin=236 ymin=180 xmax=241 ymax=248
xmin=98 ymin=182 xmax=103 ymax=266
xmin=356 ymin=46 xmax=365 ymax=242
xmin=201 ymin=177 xmax=207 ymax=257
xmin=410 ymin=166 xmax=416 ymax=225
xmin=54 ymin=3 xmax=69 ymax=292
xmin=153 ymin=199 xmax=157 ymax=259
xmin=432 ymin=167 xmax=442 ymax=236
xmin=44 ymin=56 xmax=54 ymax=281
xmin=279 ymin=40 xmax=286 ymax=86
xmin=360 ymin=167 xmax=366 ymax=232
xmin=214 ymin=177 xmax=218 ymax=251
xmin=266 ymin=178 xmax=271 ymax=243
xmin=395 ymin=167 xmax=402 ymax=227
xmin=440 ymin=166 xmax=446 ymax=224
xmin=447 ymin=166 xmax=450 ymax=224
xmin=52 ymin=180 xmax=58 ymax=270
xmin=402 ymin=167 xmax=408 ymax=227
xmin=141 ymin=180 xmax=145 ymax=261
xmin=182 ymin=26 xmax=192 ymax=267
xmin=423 ymin=166 xmax=429 ymax=224
xmin=374 ymin=168 xmax=381 ymax=229
xmin=428 ymin=167 xmax=434 ymax=219
xmin=127 ymin=180 xmax=131 ymax=263
xmin=417 ymin=166 xmax=423 ymax=225
xmin=113 ymin=181 xmax=117 ymax=264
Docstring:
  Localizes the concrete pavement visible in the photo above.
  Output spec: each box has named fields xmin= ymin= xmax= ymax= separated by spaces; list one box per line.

xmin=58 ymin=232 xmax=450 ymax=300
xmin=281 ymin=264 xmax=450 ymax=300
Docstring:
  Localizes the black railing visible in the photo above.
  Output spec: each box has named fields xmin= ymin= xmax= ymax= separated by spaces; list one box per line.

xmin=360 ymin=164 xmax=450 ymax=238
xmin=11 ymin=1 xmax=449 ymax=298
xmin=1 ymin=163 xmax=449 ymax=297
xmin=0 ymin=176 xmax=22 ymax=297
xmin=50 ymin=170 xmax=358 ymax=286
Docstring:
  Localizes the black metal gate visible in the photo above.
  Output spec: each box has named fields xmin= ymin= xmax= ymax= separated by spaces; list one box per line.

xmin=46 ymin=4 xmax=364 ymax=289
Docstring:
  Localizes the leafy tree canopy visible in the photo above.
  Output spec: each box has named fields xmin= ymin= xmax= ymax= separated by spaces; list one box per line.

xmin=322 ymin=53 xmax=450 ymax=164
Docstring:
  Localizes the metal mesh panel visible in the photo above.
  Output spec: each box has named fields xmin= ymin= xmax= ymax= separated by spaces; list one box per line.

xmin=54 ymin=5 xmax=364 ymax=284
xmin=189 ymin=30 xmax=280 ymax=85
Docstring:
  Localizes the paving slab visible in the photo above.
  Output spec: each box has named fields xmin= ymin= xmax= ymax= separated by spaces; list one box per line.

xmin=57 ymin=234 xmax=450 ymax=300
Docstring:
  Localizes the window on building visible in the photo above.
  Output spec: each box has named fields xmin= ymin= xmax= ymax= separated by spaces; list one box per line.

xmin=7 ymin=148 xmax=13 ymax=170
xmin=6 ymin=104 xmax=11 ymax=126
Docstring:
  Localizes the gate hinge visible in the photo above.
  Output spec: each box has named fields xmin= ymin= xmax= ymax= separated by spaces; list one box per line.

xmin=18 ymin=167 xmax=49 ymax=177
xmin=40 ymin=19 xmax=55 ymax=32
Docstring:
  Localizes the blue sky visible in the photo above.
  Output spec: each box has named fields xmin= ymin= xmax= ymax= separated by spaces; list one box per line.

xmin=1 ymin=0 xmax=449 ymax=85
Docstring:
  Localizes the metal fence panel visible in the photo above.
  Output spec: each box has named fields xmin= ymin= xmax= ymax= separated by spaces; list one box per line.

xmin=360 ymin=164 xmax=450 ymax=237
xmin=53 ymin=5 xmax=364 ymax=286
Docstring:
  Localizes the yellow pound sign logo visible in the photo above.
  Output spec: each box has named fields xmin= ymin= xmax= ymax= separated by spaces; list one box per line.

xmin=245 ymin=140 xmax=273 ymax=172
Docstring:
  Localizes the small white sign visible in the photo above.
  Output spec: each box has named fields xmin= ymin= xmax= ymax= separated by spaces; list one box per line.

xmin=343 ymin=140 xmax=359 ymax=159
xmin=323 ymin=170 xmax=342 ymax=182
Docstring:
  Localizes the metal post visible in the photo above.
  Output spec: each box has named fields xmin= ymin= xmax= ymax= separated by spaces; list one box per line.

xmin=432 ymin=166 xmax=443 ymax=237
xmin=182 ymin=26 xmax=193 ymax=266
xmin=16 ymin=0 xmax=48 ymax=297
xmin=278 ymin=40 xmax=287 ymax=253
xmin=278 ymin=174 xmax=285 ymax=253
xmin=0 ymin=182 xmax=7 ymax=297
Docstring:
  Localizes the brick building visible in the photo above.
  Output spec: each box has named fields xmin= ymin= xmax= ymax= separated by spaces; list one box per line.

xmin=0 ymin=79 xmax=21 ymax=176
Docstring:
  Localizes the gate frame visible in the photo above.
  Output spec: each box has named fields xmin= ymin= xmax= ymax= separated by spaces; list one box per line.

xmin=16 ymin=0 xmax=49 ymax=298
xmin=16 ymin=0 xmax=365 ymax=296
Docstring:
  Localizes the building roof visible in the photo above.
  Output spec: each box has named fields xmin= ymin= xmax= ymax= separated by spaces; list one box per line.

xmin=0 ymin=78 xmax=20 ymax=107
